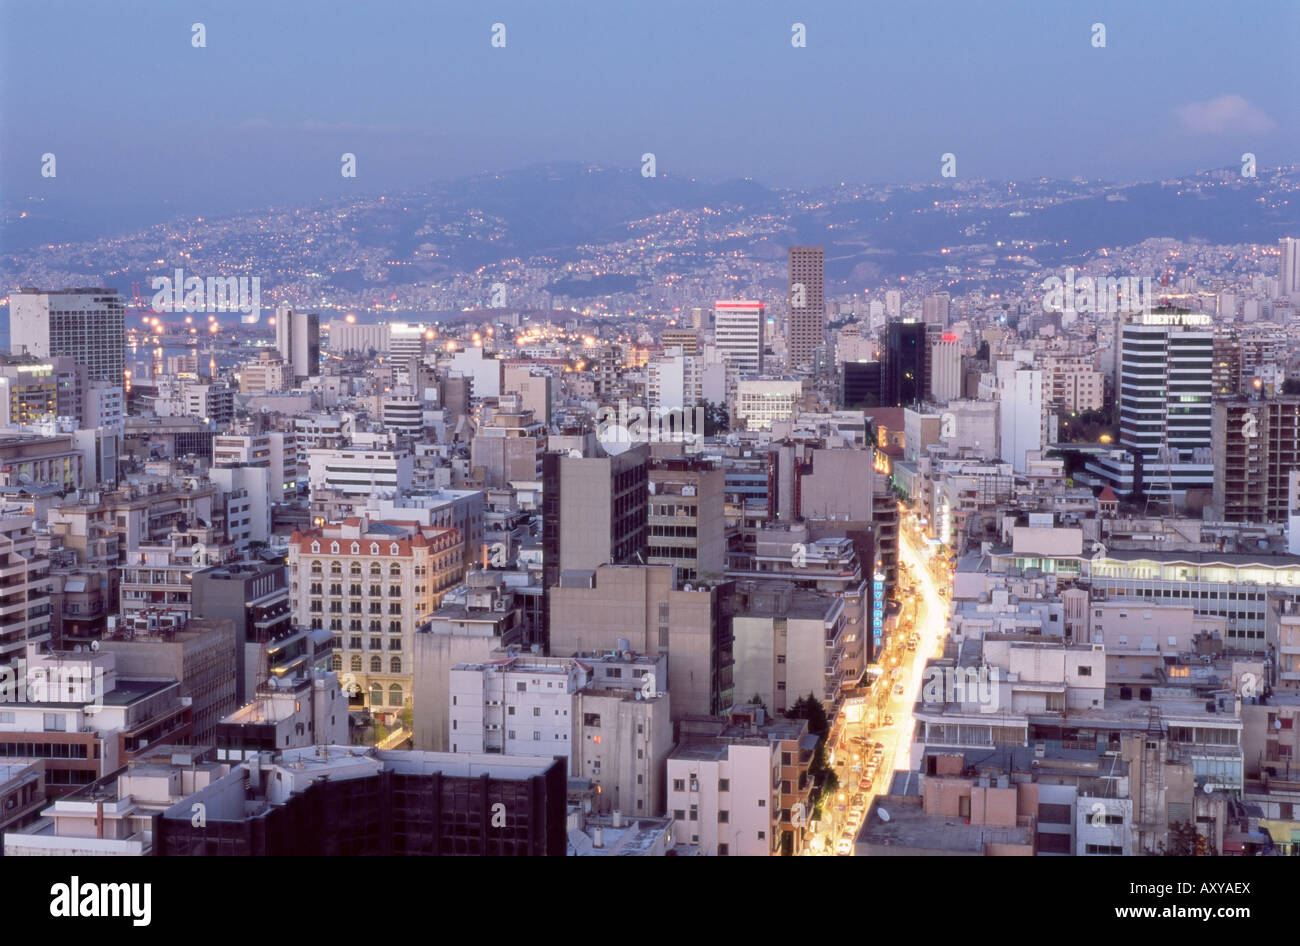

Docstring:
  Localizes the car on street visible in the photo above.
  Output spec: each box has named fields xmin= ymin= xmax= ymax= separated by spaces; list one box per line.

xmin=894 ymin=683 xmax=904 ymax=696
xmin=883 ymin=714 xmax=895 ymax=726
xmin=859 ymin=776 xmax=873 ymax=791
xmin=835 ymin=836 xmax=854 ymax=856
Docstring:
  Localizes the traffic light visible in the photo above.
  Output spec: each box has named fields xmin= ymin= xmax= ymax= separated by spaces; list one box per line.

xmin=1195 ymin=834 xmax=1207 ymax=856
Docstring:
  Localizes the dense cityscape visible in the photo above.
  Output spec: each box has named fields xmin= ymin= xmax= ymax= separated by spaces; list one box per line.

xmin=1 ymin=2 xmax=1296 ymax=927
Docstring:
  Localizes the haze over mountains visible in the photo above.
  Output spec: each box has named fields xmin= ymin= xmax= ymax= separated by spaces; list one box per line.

xmin=3 ymin=162 xmax=1297 ymax=303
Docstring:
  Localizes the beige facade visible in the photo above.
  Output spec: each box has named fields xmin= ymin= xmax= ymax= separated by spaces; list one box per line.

xmin=289 ymin=516 xmax=464 ymax=726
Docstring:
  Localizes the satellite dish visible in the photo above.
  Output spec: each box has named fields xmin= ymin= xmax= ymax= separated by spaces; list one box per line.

xmin=597 ymin=426 xmax=632 ymax=456
xmin=878 ymin=808 xmax=891 ymax=822
xmin=90 ymin=640 xmax=101 ymax=652
xmin=74 ymin=645 xmax=84 ymax=653
xmin=567 ymin=449 xmax=583 ymax=459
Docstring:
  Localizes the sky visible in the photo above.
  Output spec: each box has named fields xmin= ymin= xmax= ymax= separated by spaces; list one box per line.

xmin=1 ymin=0 xmax=1297 ymax=240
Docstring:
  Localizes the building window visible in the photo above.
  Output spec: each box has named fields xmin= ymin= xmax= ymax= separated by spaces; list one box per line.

xmin=389 ymin=684 xmax=402 ymax=706
xmin=718 ymin=844 xmax=729 ymax=856
xmin=331 ymin=655 xmax=342 ymax=671
xmin=370 ymin=657 xmax=382 ymax=673
xmin=673 ymin=810 xmax=685 ymax=821
xmin=533 ymin=731 xmax=540 ymax=741
xmin=369 ymin=684 xmax=383 ymax=706
xmin=719 ymin=779 xmax=730 ymax=792
xmin=350 ymin=656 xmax=362 ymax=672
xmin=689 ymin=805 xmax=698 ymax=821
xmin=390 ymin=657 xmax=401 ymax=674
xmin=533 ymin=707 xmax=541 ymax=717
xmin=673 ymin=778 xmax=685 ymax=792
xmin=718 ymin=810 xmax=729 ymax=823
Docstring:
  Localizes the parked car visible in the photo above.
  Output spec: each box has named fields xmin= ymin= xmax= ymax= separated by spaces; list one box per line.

xmin=894 ymin=683 xmax=905 ymax=696
xmin=835 ymin=836 xmax=854 ymax=856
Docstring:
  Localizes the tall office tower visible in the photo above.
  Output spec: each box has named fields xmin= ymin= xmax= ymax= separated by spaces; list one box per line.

xmin=541 ymin=443 xmax=649 ymax=592
xmin=713 ymin=300 xmax=765 ymax=378
xmin=929 ymin=332 xmax=962 ymax=402
xmin=1280 ymin=237 xmax=1300 ymax=299
xmin=882 ymin=321 xmax=927 ymax=407
xmin=274 ymin=305 xmax=321 ymax=384
xmin=787 ymin=246 xmax=825 ymax=368
xmin=1088 ymin=312 xmax=1215 ymax=501
xmin=884 ymin=290 xmax=902 ymax=319
xmin=1212 ymin=396 xmax=1300 ymax=523
xmin=922 ymin=292 xmax=951 ymax=329
xmin=9 ymin=288 xmax=125 ymax=385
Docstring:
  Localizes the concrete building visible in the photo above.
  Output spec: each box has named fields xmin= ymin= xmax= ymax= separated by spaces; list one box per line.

xmin=548 ymin=565 xmax=732 ymax=720
xmin=0 ymin=515 xmax=51 ymax=664
xmin=997 ymin=353 xmax=1044 ymax=474
xmin=0 ymin=643 xmax=193 ymax=796
xmin=307 ymin=445 xmax=413 ymax=498
xmin=9 ymin=288 xmax=125 ymax=386
xmin=667 ymin=706 xmax=814 ymax=856
xmin=730 ymin=581 xmax=846 ymax=713
xmin=97 ymin=615 xmax=237 ymax=745
xmin=412 ymin=576 xmax=525 ymax=751
xmin=191 ymin=558 xmax=292 ymax=705
xmin=788 ymin=247 xmax=825 ymax=368
xmin=274 ymin=306 xmax=321 ymax=384
xmin=540 ymin=443 xmax=648 ymax=591
xmin=735 ymin=378 xmax=802 ymax=431
xmin=471 ymin=394 xmax=546 ymax=488
xmin=1212 ymin=395 xmax=1300 ymax=524
xmin=647 ymin=456 xmax=725 ymax=582
xmin=238 ymin=349 xmax=287 ymax=394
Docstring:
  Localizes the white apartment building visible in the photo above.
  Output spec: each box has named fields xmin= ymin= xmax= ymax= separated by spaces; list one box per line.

xmin=735 ymin=378 xmax=802 ymax=431
xmin=996 ymin=353 xmax=1044 ymax=474
xmin=307 ymin=446 xmax=413 ymax=498
xmin=213 ymin=432 xmax=297 ymax=501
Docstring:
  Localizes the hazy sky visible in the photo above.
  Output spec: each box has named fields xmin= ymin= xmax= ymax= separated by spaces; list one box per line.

xmin=2 ymin=0 xmax=1297 ymax=236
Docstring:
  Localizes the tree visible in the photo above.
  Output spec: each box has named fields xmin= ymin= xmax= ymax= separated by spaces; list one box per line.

xmin=701 ymin=400 xmax=730 ymax=436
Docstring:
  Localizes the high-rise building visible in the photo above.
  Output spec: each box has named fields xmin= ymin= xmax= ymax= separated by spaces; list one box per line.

xmin=922 ymin=292 xmax=950 ymax=329
xmin=274 ymin=306 xmax=321 ymax=384
xmin=996 ymin=355 xmax=1045 ymax=474
xmin=1088 ymin=312 xmax=1214 ymax=501
xmin=787 ymin=247 xmax=825 ymax=367
xmin=1280 ymin=237 xmax=1300 ymax=299
xmin=884 ymin=290 xmax=902 ymax=319
xmin=541 ymin=444 xmax=649 ymax=592
xmin=1212 ymin=396 xmax=1300 ymax=523
xmin=9 ymin=288 xmax=125 ymax=386
xmin=929 ymin=333 xmax=962 ymax=402
xmin=712 ymin=300 xmax=765 ymax=378
xmin=882 ymin=321 xmax=927 ymax=408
